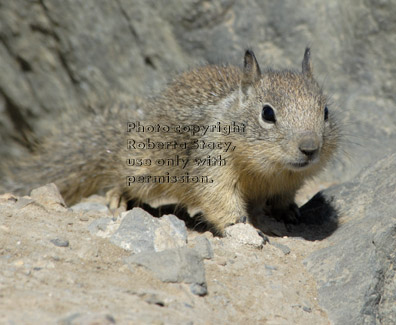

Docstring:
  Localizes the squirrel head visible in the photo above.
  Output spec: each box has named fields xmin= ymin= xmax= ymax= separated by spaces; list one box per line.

xmin=237 ymin=48 xmax=338 ymax=175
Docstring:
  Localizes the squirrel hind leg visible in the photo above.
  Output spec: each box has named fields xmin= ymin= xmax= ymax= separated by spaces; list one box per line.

xmin=200 ymin=202 xmax=248 ymax=236
xmin=106 ymin=187 xmax=128 ymax=213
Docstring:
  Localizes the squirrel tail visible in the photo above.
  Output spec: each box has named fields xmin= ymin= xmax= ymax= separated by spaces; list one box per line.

xmin=1 ymin=104 xmax=130 ymax=205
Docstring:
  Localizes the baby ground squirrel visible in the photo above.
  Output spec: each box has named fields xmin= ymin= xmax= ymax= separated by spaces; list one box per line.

xmin=3 ymin=48 xmax=339 ymax=235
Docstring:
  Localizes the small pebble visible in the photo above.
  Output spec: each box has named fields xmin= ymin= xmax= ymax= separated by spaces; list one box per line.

xmin=50 ymin=238 xmax=69 ymax=247
xmin=272 ymin=242 xmax=291 ymax=255
xmin=71 ymin=202 xmax=110 ymax=214
xmin=190 ymin=283 xmax=208 ymax=296
xmin=224 ymin=223 xmax=265 ymax=248
xmin=145 ymin=294 xmax=165 ymax=307
xmin=88 ymin=218 xmax=112 ymax=236
xmin=264 ymin=264 xmax=278 ymax=271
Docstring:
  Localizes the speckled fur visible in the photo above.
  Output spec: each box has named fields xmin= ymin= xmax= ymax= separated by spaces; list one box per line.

xmin=2 ymin=49 xmax=339 ymax=234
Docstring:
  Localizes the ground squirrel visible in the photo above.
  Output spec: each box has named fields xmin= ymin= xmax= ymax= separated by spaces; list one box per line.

xmin=2 ymin=48 xmax=339 ymax=235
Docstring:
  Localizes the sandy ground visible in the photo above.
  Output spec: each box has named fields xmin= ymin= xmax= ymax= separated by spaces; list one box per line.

xmin=0 ymin=184 xmax=331 ymax=324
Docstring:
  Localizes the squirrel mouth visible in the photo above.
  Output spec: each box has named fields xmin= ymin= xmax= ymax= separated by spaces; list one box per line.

xmin=288 ymin=161 xmax=310 ymax=170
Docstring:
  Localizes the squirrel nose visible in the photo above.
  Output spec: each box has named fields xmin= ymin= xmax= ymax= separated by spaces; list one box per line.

xmin=298 ymin=135 xmax=320 ymax=158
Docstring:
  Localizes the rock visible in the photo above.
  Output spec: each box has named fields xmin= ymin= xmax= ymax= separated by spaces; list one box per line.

xmin=271 ymin=242 xmax=291 ymax=255
xmin=58 ymin=312 xmax=116 ymax=325
xmin=224 ymin=223 xmax=265 ymax=248
xmin=154 ymin=214 xmax=188 ymax=252
xmin=30 ymin=183 xmax=67 ymax=211
xmin=14 ymin=197 xmax=35 ymax=210
xmin=1 ymin=1 xmax=396 ymax=185
xmin=71 ymin=202 xmax=110 ymax=214
xmin=125 ymin=247 xmax=207 ymax=295
xmin=87 ymin=217 xmax=113 ymax=236
xmin=110 ymin=208 xmax=187 ymax=253
xmin=50 ymin=238 xmax=69 ymax=248
xmin=264 ymin=264 xmax=278 ymax=276
xmin=190 ymin=283 xmax=208 ymax=297
xmin=264 ymin=265 xmax=278 ymax=271
xmin=189 ymin=235 xmax=214 ymax=260
xmin=141 ymin=293 xmax=166 ymax=307
xmin=110 ymin=208 xmax=158 ymax=252
xmin=304 ymin=153 xmax=396 ymax=325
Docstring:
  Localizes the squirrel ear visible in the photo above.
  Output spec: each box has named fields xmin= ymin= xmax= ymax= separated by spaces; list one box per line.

xmin=302 ymin=47 xmax=313 ymax=77
xmin=241 ymin=49 xmax=261 ymax=94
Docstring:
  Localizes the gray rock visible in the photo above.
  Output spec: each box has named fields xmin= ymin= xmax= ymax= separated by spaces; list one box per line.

xmin=190 ymin=283 xmax=208 ymax=297
xmin=110 ymin=208 xmax=158 ymax=252
xmin=264 ymin=264 xmax=278 ymax=276
xmin=224 ymin=223 xmax=264 ymax=248
xmin=110 ymin=208 xmax=187 ymax=253
xmin=190 ymin=235 xmax=214 ymax=260
xmin=125 ymin=247 xmax=207 ymax=295
xmin=264 ymin=265 xmax=278 ymax=271
xmin=50 ymin=238 xmax=69 ymax=248
xmin=142 ymin=293 xmax=166 ymax=307
xmin=71 ymin=202 xmax=110 ymax=214
xmin=88 ymin=217 xmax=113 ymax=236
xmin=154 ymin=214 xmax=188 ymax=252
xmin=271 ymin=242 xmax=291 ymax=255
xmin=160 ymin=214 xmax=188 ymax=237
xmin=304 ymin=153 xmax=396 ymax=325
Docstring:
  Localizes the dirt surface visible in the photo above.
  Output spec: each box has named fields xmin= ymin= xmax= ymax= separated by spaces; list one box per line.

xmin=0 ymin=185 xmax=330 ymax=324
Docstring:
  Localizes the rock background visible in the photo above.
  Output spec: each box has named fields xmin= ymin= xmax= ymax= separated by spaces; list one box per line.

xmin=1 ymin=0 xmax=396 ymax=178
xmin=1 ymin=0 xmax=396 ymax=324
xmin=305 ymin=153 xmax=396 ymax=325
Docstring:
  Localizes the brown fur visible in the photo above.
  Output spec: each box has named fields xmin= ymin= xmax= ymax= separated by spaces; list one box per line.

xmin=2 ymin=49 xmax=339 ymax=234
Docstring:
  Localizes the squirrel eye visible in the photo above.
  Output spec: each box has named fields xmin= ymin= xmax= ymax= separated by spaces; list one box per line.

xmin=262 ymin=105 xmax=276 ymax=123
xmin=324 ymin=106 xmax=329 ymax=121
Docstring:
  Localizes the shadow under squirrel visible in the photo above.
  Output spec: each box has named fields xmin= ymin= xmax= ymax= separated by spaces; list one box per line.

xmin=2 ymin=48 xmax=339 ymax=235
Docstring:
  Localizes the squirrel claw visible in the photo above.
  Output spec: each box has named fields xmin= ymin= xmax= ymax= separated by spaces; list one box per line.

xmin=257 ymin=230 xmax=270 ymax=244
xmin=236 ymin=215 xmax=248 ymax=224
